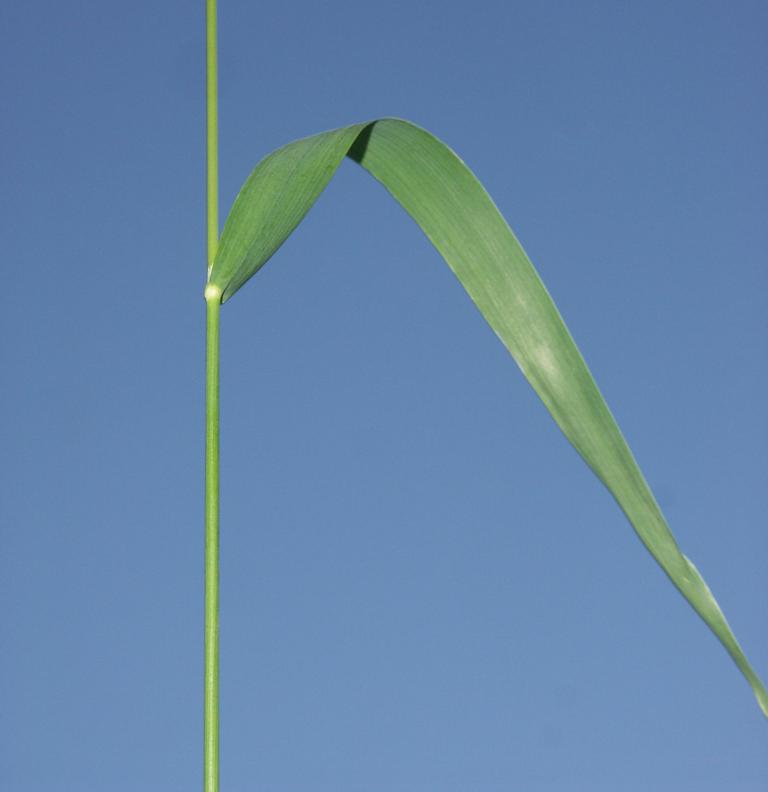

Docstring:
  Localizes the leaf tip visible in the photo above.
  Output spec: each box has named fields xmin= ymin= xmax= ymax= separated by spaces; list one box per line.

xmin=756 ymin=686 xmax=768 ymax=720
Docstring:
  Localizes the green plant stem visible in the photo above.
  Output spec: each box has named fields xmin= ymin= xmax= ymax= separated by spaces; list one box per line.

xmin=205 ymin=1 xmax=220 ymax=791
xmin=204 ymin=288 xmax=221 ymax=792
xmin=206 ymin=0 xmax=219 ymax=273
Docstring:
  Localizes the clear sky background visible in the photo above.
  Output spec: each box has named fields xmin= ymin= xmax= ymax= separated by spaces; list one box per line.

xmin=1 ymin=1 xmax=766 ymax=790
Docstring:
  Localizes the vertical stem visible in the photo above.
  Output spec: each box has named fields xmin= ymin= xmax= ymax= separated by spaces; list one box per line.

xmin=205 ymin=2 xmax=220 ymax=792
xmin=204 ymin=288 xmax=221 ymax=792
xmin=206 ymin=0 xmax=219 ymax=274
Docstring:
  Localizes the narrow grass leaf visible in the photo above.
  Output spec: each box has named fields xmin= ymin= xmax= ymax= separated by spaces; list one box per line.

xmin=209 ymin=118 xmax=767 ymax=716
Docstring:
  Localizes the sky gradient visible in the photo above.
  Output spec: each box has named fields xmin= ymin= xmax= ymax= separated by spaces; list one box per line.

xmin=1 ymin=1 xmax=766 ymax=789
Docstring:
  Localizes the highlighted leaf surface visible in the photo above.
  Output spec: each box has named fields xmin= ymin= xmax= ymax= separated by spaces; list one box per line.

xmin=209 ymin=118 xmax=766 ymax=716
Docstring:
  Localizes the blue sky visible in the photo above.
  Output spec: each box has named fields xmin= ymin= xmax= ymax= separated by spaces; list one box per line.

xmin=1 ymin=1 xmax=766 ymax=789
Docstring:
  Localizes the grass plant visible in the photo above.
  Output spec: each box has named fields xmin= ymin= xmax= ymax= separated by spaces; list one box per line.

xmin=203 ymin=2 xmax=765 ymax=789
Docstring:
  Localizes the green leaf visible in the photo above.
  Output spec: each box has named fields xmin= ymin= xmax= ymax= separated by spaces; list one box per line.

xmin=209 ymin=118 xmax=767 ymax=717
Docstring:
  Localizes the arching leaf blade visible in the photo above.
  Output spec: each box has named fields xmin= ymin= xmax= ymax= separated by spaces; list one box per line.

xmin=209 ymin=118 xmax=767 ymax=717
xmin=212 ymin=123 xmax=367 ymax=301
